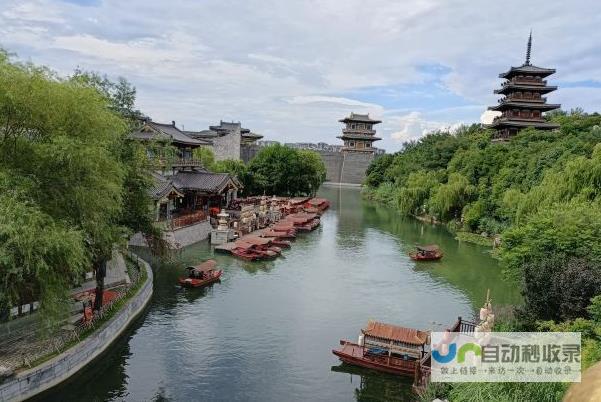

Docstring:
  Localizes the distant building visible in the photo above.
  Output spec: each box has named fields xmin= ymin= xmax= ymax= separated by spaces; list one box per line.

xmin=487 ymin=32 xmax=560 ymax=141
xmin=184 ymin=121 xmax=263 ymax=161
xmin=337 ymin=113 xmax=382 ymax=153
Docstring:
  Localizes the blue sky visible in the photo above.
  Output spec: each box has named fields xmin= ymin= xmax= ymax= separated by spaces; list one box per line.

xmin=1 ymin=0 xmax=601 ymax=151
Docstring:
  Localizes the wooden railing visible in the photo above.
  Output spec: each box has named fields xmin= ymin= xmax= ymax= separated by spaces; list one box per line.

xmin=169 ymin=210 xmax=207 ymax=229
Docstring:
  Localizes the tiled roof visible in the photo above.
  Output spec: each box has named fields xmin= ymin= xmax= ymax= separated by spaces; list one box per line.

xmin=362 ymin=320 xmax=429 ymax=345
xmin=499 ymin=65 xmax=556 ymax=79
xmin=184 ymin=129 xmax=221 ymax=139
xmin=339 ymin=113 xmax=382 ymax=124
xmin=337 ymin=133 xmax=382 ymax=141
xmin=242 ymin=131 xmax=263 ymax=139
xmin=489 ymin=102 xmax=561 ymax=111
xmin=148 ymin=172 xmax=182 ymax=200
xmin=172 ymin=170 xmax=242 ymax=192
xmin=130 ymin=121 xmax=207 ymax=146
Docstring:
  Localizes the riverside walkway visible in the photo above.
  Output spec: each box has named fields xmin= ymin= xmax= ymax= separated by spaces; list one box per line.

xmin=0 ymin=251 xmax=130 ymax=374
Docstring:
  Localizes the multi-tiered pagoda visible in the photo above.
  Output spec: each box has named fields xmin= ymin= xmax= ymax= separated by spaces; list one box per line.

xmin=488 ymin=32 xmax=560 ymax=141
xmin=337 ymin=113 xmax=381 ymax=153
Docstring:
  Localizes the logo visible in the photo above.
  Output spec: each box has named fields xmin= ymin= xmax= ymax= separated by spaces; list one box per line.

xmin=430 ymin=332 xmax=581 ymax=383
xmin=432 ymin=342 xmax=482 ymax=364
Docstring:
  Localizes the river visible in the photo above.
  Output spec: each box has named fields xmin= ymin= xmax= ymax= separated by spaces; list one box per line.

xmin=37 ymin=186 xmax=520 ymax=402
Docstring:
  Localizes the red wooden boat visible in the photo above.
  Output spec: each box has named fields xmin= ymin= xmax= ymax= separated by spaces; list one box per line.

xmin=178 ymin=260 xmax=222 ymax=288
xmin=269 ymin=239 xmax=291 ymax=248
xmin=409 ymin=244 xmax=443 ymax=261
xmin=332 ymin=321 xmax=429 ymax=377
xmin=231 ymin=246 xmax=263 ymax=261
xmin=304 ymin=197 xmax=330 ymax=213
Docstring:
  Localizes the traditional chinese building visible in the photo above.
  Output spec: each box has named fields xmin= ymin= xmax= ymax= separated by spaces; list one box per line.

xmin=337 ymin=113 xmax=382 ymax=153
xmin=488 ymin=32 xmax=561 ymax=141
xmin=129 ymin=119 xmax=243 ymax=246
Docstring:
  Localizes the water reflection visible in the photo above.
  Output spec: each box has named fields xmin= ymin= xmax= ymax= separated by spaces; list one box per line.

xmin=37 ymin=186 xmax=519 ymax=402
xmin=331 ymin=364 xmax=415 ymax=401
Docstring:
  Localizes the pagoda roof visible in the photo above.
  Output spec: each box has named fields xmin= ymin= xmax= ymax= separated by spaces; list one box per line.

xmin=487 ymin=118 xmax=560 ymax=130
xmin=495 ymin=83 xmax=557 ymax=94
xmin=489 ymin=102 xmax=561 ymax=112
xmin=339 ymin=113 xmax=381 ymax=124
xmin=362 ymin=320 xmax=428 ymax=345
xmin=337 ymin=133 xmax=382 ymax=141
xmin=499 ymin=64 xmax=556 ymax=79
xmin=130 ymin=121 xmax=208 ymax=147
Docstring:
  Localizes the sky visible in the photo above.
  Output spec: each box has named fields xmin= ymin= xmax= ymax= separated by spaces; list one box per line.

xmin=1 ymin=0 xmax=601 ymax=152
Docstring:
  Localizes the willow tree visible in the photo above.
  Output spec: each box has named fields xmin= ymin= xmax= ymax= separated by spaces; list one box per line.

xmin=0 ymin=50 xmax=128 ymax=324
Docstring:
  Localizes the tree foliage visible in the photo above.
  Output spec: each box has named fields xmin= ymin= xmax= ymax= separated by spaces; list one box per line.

xmin=244 ymin=144 xmax=326 ymax=196
xmin=0 ymin=51 xmax=154 ymax=322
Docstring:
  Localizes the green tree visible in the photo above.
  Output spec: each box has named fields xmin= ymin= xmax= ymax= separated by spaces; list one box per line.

xmin=193 ymin=146 xmax=216 ymax=171
xmin=246 ymin=144 xmax=326 ymax=196
xmin=0 ymin=50 xmax=130 ymax=323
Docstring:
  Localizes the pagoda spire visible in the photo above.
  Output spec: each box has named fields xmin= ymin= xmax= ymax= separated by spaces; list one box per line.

xmin=525 ymin=30 xmax=532 ymax=66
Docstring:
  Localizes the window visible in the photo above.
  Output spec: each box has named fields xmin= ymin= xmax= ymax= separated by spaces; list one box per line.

xmin=349 ymin=141 xmax=355 ymax=147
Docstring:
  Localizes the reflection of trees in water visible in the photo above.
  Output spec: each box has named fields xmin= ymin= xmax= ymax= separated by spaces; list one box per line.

xmin=357 ymin=199 xmax=521 ymax=306
xmin=331 ymin=364 xmax=415 ymax=402
xmin=320 ymin=187 xmax=368 ymax=249
xmin=32 ymin=319 xmax=143 ymax=402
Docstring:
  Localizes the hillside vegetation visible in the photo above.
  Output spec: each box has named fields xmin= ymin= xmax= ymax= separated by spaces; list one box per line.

xmin=365 ymin=111 xmax=601 ymax=401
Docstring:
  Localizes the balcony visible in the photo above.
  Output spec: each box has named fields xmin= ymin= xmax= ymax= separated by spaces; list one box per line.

xmin=498 ymin=96 xmax=546 ymax=104
xmin=342 ymin=128 xmax=376 ymax=135
xmin=149 ymin=157 xmax=204 ymax=168
xmin=503 ymin=78 xmax=547 ymax=87
xmin=159 ymin=210 xmax=208 ymax=230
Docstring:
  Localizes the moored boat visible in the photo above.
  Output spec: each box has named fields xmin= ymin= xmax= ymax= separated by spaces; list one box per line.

xmin=409 ymin=244 xmax=443 ymax=261
xmin=178 ymin=260 xmax=223 ymax=288
xmin=304 ymin=197 xmax=330 ymax=213
xmin=332 ymin=320 xmax=429 ymax=377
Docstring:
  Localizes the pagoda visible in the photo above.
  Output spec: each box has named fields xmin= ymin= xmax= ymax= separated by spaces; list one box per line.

xmin=337 ymin=113 xmax=381 ymax=153
xmin=488 ymin=32 xmax=560 ymax=141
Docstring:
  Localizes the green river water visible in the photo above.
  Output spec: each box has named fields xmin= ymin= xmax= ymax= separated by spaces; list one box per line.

xmin=37 ymin=186 xmax=520 ymax=402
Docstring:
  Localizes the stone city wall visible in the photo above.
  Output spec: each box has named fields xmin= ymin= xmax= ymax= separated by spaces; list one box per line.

xmin=212 ymin=128 xmax=241 ymax=161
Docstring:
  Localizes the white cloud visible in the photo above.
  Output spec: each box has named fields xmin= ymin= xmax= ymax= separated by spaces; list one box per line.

xmin=480 ymin=110 xmax=501 ymax=125
xmin=1 ymin=0 xmax=600 ymax=151
xmin=390 ymin=112 xmax=462 ymax=144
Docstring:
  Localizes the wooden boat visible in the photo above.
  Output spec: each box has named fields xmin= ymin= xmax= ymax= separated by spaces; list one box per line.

xmin=232 ymin=240 xmax=279 ymax=261
xmin=231 ymin=246 xmax=263 ymax=261
xmin=409 ymin=244 xmax=443 ymax=261
xmin=261 ymin=229 xmax=296 ymax=240
xmin=178 ymin=260 xmax=222 ymax=288
xmin=268 ymin=238 xmax=291 ymax=248
xmin=332 ymin=320 xmax=429 ymax=377
xmin=305 ymin=197 xmax=330 ymax=213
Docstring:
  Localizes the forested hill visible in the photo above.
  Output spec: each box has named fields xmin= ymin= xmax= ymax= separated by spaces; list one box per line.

xmin=364 ymin=110 xmax=601 ymax=241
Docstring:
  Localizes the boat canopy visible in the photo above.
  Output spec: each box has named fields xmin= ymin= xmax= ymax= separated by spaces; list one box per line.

xmin=416 ymin=244 xmax=440 ymax=252
xmin=362 ymin=320 xmax=429 ymax=346
xmin=244 ymin=236 xmax=272 ymax=246
xmin=186 ymin=259 xmax=217 ymax=273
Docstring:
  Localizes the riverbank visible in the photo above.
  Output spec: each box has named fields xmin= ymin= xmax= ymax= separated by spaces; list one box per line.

xmin=0 ymin=252 xmax=153 ymax=402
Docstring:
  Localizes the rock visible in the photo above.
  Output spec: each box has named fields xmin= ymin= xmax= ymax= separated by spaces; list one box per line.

xmin=481 ymin=231 xmax=488 ymax=237
xmin=0 ymin=365 xmax=14 ymax=378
